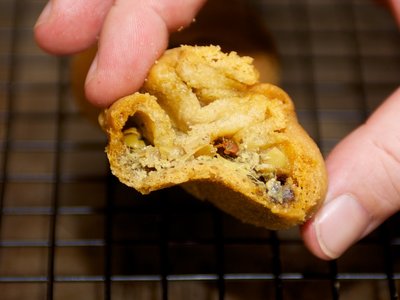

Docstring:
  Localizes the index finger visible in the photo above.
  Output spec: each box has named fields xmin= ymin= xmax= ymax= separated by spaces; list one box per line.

xmin=84 ymin=0 xmax=206 ymax=107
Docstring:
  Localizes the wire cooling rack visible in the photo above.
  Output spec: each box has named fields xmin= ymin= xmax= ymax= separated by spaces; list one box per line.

xmin=0 ymin=0 xmax=399 ymax=299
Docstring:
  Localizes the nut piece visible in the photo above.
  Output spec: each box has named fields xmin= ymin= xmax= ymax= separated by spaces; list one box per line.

xmin=259 ymin=147 xmax=289 ymax=171
xmin=123 ymin=127 xmax=146 ymax=149
xmin=213 ymin=137 xmax=239 ymax=158
xmin=266 ymin=177 xmax=295 ymax=204
xmin=194 ymin=144 xmax=217 ymax=157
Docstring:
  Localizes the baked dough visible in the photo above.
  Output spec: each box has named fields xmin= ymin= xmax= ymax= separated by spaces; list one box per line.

xmin=169 ymin=0 xmax=280 ymax=84
xmin=71 ymin=0 xmax=279 ymax=124
xmin=100 ymin=45 xmax=327 ymax=229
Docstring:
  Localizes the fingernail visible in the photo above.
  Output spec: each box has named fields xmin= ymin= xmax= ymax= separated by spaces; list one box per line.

xmin=314 ymin=194 xmax=370 ymax=259
xmin=35 ymin=1 xmax=53 ymax=28
xmin=85 ymin=54 xmax=99 ymax=86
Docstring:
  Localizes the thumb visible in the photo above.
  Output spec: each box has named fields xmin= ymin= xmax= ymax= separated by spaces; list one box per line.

xmin=301 ymin=87 xmax=400 ymax=260
xmin=388 ymin=0 xmax=400 ymax=27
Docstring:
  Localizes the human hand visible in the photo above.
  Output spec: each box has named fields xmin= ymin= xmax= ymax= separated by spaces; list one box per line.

xmin=34 ymin=0 xmax=400 ymax=261
xmin=377 ymin=0 xmax=400 ymax=26
xmin=301 ymin=87 xmax=400 ymax=259
xmin=301 ymin=0 xmax=400 ymax=260
xmin=34 ymin=0 xmax=206 ymax=107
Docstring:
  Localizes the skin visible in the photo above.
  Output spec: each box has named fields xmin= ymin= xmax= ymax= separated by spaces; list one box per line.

xmin=34 ymin=0 xmax=207 ymax=107
xmin=34 ymin=0 xmax=400 ymax=260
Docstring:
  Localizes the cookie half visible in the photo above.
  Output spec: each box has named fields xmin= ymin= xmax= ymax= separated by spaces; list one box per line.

xmin=100 ymin=45 xmax=327 ymax=229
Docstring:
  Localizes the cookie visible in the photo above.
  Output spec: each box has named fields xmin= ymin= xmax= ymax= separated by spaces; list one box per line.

xmin=100 ymin=45 xmax=327 ymax=229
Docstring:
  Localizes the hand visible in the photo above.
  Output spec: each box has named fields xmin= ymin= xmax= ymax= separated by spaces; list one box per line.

xmin=34 ymin=0 xmax=400 ymax=261
xmin=34 ymin=0 xmax=206 ymax=107
xmin=377 ymin=0 xmax=400 ymax=26
xmin=301 ymin=0 xmax=400 ymax=260
xmin=301 ymin=87 xmax=400 ymax=259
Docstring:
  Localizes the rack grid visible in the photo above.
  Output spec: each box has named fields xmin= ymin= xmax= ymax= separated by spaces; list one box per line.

xmin=0 ymin=0 xmax=399 ymax=299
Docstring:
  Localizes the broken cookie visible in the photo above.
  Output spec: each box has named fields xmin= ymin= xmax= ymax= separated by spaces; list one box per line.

xmin=100 ymin=45 xmax=327 ymax=230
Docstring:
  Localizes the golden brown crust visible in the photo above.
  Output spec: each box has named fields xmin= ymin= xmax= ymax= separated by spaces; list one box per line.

xmin=100 ymin=45 xmax=327 ymax=230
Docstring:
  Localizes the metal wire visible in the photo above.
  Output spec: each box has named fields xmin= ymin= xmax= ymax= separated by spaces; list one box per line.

xmin=0 ymin=0 xmax=399 ymax=299
xmin=0 ymin=0 xmax=19 ymax=236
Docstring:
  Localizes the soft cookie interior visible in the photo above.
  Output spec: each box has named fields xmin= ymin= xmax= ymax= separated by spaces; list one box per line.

xmin=100 ymin=45 xmax=327 ymax=229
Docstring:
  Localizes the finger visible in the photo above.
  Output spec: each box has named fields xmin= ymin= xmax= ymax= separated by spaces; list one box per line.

xmin=376 ymin=0 xmax=400 ymax=27
xmin=84 ymin=0 xmax=206 ymax=107
xmin=34 ymin=0 xmax=114 ymax=55
xmin=388 ymin=0 xmax=400 ymax=26
xmin=301 ymin=87 xmax=400 ymax=260
xmin=148 ymin=0 xmax=207 ymax=32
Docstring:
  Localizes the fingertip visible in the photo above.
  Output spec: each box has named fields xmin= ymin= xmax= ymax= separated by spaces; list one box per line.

xmin=302 ymin=193 xmax=372 ymax=261
xmin=34 ymin=0 xmax=112 ymax=55
xmin=84 ymin=82 xmax=112 ymax=108
xmin=84 ymin=73 xmax=141 ymax=108
xmin=84 ymin=55 xmax=109 ymax=108
xmin=150 ymin=0 xmax=207 ymax=32
xmin=35 ymin=0 xmax=53 ymax=27
xmin=84 ymin=1 xmax=170 ymax=108
xmin=34 ymin=23 xmax=79 ymax=55
xmin=79 ymin=0 xmax=206 ymax=107
xmin=301 ymin=219 xmax=333 ymax=261
xmin=84 ymin=53 xmax=151 ymax=108
xmin=35 ymin=22 xmax=98 ymax=56
xmin=34 ymin=1 xmax=60 ymax=54
xmin=388 ymin=0 xmax=400 ymax=27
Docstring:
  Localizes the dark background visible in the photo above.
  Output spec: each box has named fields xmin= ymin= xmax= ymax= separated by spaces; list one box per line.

xmin=0 ymin=0 xmax=399 ymax=299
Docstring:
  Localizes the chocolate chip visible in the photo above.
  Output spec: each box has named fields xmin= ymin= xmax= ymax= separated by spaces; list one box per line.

xmin=213 ymin=137 xmax=239 ymax=158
